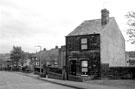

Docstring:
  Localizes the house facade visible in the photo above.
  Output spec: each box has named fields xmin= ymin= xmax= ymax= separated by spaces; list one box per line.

xmin=66 ymin=9 xmax=125 ymax=80
xmin=0 ymin=60 xmax=5 ymax=70
xmin=31 ymin=46 xmax=60 ymax=74
xmin=58 ymin=45 xmax=66 ymax=68
xmin=126 ymin=51 xmax=135 ymax=66
xmin=30 ymin=54 xmax=40 ymax=73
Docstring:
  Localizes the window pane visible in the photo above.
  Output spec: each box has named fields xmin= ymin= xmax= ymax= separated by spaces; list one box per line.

xmin=81 ymin=61 xmax=88 ymax=67
xmin=82 ymin=68 xmax=88 ymax=72
xmin=81 ymin=38 xmax=87 ymax=44
xmin=81 ymin=45 xmax=87 ymax=49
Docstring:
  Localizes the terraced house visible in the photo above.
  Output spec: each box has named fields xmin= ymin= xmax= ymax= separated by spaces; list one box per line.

xmin=31 ymin=46 xmax=60 ymax=74
xmin=66 ymin=9 xmax=126 ymax=81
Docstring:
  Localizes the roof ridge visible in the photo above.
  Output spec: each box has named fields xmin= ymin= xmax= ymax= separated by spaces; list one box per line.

xmin=84 ymin=17 xmax=115 ymax=22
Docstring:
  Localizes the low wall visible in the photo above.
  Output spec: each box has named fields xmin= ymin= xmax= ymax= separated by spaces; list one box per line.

xmin=109 ymin=67 xmax=135 ymax=79
xmin=34 ymin=67 xmax=44 ymax=75
xmin=48 ymin=72 xmax=62 ymax=80
xmin=68 ymin=75 xmax=96 ymax=82
xmin=34 ymin=66 xmax=135 ymax=81
xmin=48 ymin=67 xmax=62 ymax=74
xmin=68 ymin=75 xmax=82 ymax=82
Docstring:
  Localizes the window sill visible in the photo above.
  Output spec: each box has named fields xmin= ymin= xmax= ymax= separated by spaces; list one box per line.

xmin=81 ymin=75 xmax=88 ymax=77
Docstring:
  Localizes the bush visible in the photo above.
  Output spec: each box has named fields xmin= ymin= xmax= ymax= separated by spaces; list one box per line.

xmin=48 ymin=67 xmax=62 ymax=74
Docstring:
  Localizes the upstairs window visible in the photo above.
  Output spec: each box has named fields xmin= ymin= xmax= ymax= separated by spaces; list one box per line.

xmin=81 ymin=38 xmax=88 ymax=50
xmin=31 ymin=57 xmax=34 ymax=61
xmin=35 ymin=57 xmax=38 ymax=60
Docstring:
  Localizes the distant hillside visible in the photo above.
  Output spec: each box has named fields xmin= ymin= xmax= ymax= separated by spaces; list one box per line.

xmin=0 ymin=53 xmax=11 ymax=61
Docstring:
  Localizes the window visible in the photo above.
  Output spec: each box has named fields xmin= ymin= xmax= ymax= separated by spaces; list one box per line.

xmin=81 ymin=38 xmax=88 ymax=50
xmin=35 ymin=57 xmax=38 ymax=60
xmin=129 ymin=60 xmax=135 ymax=65
xmin=32 ymin=57 xmax=35 ymax=61
xmin=36 ymin=62 xmax=39 ymax=65
xmin=81 ymin=60 xmax=88 ymax=75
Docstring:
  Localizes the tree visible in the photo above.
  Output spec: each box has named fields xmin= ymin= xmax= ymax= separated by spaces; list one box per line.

xmin=10 ymin=46 xmax=24 ymax=68
xmin=20 ymin=52 xmax=29 ymax=66
xmin=125 ymin=11 xmax=135 ymax=44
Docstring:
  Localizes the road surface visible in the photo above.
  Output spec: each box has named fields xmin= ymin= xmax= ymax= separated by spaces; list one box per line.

xmin=0 ymin=71 xmax=74 ymax=89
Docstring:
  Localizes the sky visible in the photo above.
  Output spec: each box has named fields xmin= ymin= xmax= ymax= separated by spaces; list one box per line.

xmin=0 ymin=0 xmax=135 ymax=53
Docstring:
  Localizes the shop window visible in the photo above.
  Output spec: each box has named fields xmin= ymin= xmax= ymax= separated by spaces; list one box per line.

xmin=81 ymin=38 xmax=88 ymax=50
xmin=81 ymin=60 xmax=88 ymax=75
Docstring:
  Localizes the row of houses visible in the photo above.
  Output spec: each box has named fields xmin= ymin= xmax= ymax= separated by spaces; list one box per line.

xmin=29 ymin=9 xmax=135 ymax=81
xmin=0 ymin=53 xmax=33 ymax=71
xmin=30 ymin=46 xmax=66 ymax=72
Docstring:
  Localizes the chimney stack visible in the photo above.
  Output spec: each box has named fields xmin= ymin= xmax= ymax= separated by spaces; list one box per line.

xmin=43 ymin=48 xmax=46 ymax=51
xmin=101 ymin=9 xmax=109 ymax=25
xmin=55 ymin=46 xmax=58 ymax=49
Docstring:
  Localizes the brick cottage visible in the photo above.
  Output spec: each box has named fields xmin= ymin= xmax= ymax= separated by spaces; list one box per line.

xmin=65 ymin=9 xmax=126 ymax=81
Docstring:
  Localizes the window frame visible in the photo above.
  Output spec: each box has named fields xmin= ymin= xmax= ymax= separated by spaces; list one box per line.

xmin=80 ymin=38 xmax=88 ymax=50
xmin=36 ymin=62 xmax=39 ymax=66
xmin=81 ymin=59 xmax=88 ymax=76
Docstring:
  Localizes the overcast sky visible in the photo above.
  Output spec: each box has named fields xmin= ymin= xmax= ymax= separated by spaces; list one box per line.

xmin=0 ymin=0 xmax=135 ymax=53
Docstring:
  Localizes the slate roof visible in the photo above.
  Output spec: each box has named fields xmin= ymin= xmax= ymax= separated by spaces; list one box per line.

xmin=67 ymin=17 xmax=115 ymax=36
xmin=35 ymin=48 xmax=59 ymax=64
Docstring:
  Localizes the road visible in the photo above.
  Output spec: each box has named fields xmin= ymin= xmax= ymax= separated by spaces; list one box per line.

xmin=0 ymin=71 xmax=74 ymax=89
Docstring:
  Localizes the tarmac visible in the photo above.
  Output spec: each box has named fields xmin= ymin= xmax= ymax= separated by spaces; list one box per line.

xmin=18 ymin=72 xmax=127 ymax=89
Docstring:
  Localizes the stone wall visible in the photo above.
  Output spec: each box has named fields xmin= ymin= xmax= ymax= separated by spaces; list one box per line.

xmin=48 ymin=72 xmax=62 ymax=80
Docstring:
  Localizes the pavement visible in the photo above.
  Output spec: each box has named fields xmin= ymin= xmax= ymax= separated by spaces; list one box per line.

xmin=18 ymin=72 xmax=133 ymax=89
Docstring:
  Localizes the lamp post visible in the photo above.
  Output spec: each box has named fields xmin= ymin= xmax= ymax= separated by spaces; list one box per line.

xmin=35 ymin=45 xmax=42 ymax=76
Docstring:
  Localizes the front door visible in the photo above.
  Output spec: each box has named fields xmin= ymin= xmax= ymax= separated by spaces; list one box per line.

xmin=70 ymin=60 xmax=76 ymax=75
